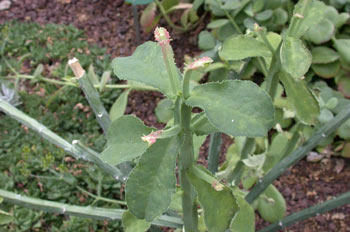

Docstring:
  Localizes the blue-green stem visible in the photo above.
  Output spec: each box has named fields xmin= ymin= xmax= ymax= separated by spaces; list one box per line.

xmin=207 ymin=132 xmax=222 ymax=174
xmin=0 ymin=189 xmax=183 ymax=228
xmin=287 ymin=0 xmax=312 ymax=38
xmin=179 ymin=102 xmax=198 ymax=232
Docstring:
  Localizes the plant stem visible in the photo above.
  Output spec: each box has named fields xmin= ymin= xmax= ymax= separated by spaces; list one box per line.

xmin=287 ymin=0 xmax=311 ymax=38
xmin=258 ymin=192 xmax=350 ymax=232
xmin=190 ymin=113 xmax=207 ymax=131
xmin=255 ymin=26 xmax=275 ymax=54
xmin=0 ymin=99 xmax=125 ymax=181
xmin=227 ymin=137 xmax=255 ymax=185
xmin=2 ymin=75 xmax=156 ymax=90
xmin=75 ymin=186 xmax=127 ymax=206
xmin=179 ymin=103 xmax=198 ymax=232
xmin=207 ymin=132 xmax=222 ymax=173
xmin=132 ymin=4 xmax=141 ymax=45
xmin=246 ymin=107 xmax=350 ymax=203
xmin=214 ymin=0 xmax=242 ymax=34
xmin=0 ymin=189 xmax=183 ymax=228
xmin=154 ymin=0 xmax=186 ymax=32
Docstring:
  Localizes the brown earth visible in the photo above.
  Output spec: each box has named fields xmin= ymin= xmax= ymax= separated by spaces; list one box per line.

xmin=1 ymin=0 xmax=349 ymax=231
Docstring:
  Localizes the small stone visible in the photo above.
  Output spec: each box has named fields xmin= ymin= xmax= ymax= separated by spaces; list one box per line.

xmin=0 ymin=0 xmax=11 ymax=10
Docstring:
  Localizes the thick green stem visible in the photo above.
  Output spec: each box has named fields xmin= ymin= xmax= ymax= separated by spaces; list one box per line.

xmin=246 ymin=107 xmax=350 ymax=203
xmin=255 ymin=26 xmax=275 ymax=54
xmin=179 ymin=103 xmax=198 ymax=232
xmin=0 ymin=189 xmax=183 ymax=228
xmin=207 ymin=132 xmax=222 ymax=173
xmin=258 ymin=192 xmax=350 ymax=232
xmin=0 ymin=99 xmax=126 ymax=180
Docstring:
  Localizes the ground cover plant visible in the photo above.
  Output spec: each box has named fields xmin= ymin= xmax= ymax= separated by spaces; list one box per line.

xmin=1 ymin=0 xmax=350 ymax=231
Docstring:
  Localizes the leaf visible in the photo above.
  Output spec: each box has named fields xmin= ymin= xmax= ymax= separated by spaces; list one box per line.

xmin=333 ymin=39 xmax=350 ymax=64
xmin=126 ymin=136 xmax=181 ymax=221
xmin=187 ymin=166 xmax=239 ymax=232
xmin=0 ymin=214 xmax=13 ymax=225
xmin=256 ymin=9 xmax=273 ymax=21
xmin=273 ymin=8 xmax=288 ymax=25
xmin=112 ymin=42 xmax=177 ymax=97
xmin=337 ymin=119 xmax=350 ymax=140
xmin=280 ymin=37 xmax=312 ymax=80
xmin=292 ymin=0 xmax=326 ymax=38
xmin=192 ymin=112 xmax=220 ymax=136
xmin=263 ymin=133 xmax=289 ymax=172
xmin=155 ymin=98 xmax=174 ymax=123
xmin=257 ymin=185 xmax=286 ymax=223
xmin=311 ymin=46 xmax=339 ymax=64
xmin=185 ymin=80 xmax=275 ymax=137
xmin=140 ymin=3 xmax=157 ymax=31
xmin=100 ymin=115 xmax=153 ymax=165
xmin=230 ymin=192 xmax=255 ymax=232
xmin=109 ymin=89 xmax=130 ymax=122
xmin=198 ymin=31 xmax=216 ymax=50
xmin=279 ymin=71 xmax=320 ymax=125
xmin=311 ymin=61 xmax=340 ymax=79
xmin=88 ymin=64 xmax=100 ymax=86
xmin=338 ymin=76 xmax=350 ymax=98
xmin=304 ymin=18 xmax=334 ymax=44
xmin=99 ymin=71 xmax=111 ymax=92
xmin=122 ymin=210 xmax=151 ymax=232
xmin=221 ymin=0 xmax=241 ymax=10
xmin=207 ymin=19 xmax=229 ymax=29
xmin=219 ymin=35 xmax=271 ymax=61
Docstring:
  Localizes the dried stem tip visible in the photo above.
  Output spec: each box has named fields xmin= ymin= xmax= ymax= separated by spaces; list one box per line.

xmin=68 ymin=57 xmax=85 ymax=78
xmin=154 ymin=27 xmax=171 ymax=45
xmin=142 ymin=130 xmax=163 ymax=146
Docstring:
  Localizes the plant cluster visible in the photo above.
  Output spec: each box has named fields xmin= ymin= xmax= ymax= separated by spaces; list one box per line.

xmin=0 ymin=0 xmax=350 ymax=231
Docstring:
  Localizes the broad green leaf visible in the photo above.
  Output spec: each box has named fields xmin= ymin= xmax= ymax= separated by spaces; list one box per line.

xmin=311 ymin=46 xmax=339 ymax=64
xmin=279 ymin=71 xmax=320 ymax=125
xmin=311 ymin=61 xmax=340 ymax=79
xmin=109 ymin=89 xmax=130 ymax=122
xmin=187 ymin=166 xmax=239 ymax=232
xmin=185 ymin=80 xmax=274 ymax=137
xmin=333 ymin=39 xmax=350 ymax=64
xmin=207 ymin=19 xmax=229 ymax=29
xmin=221 ymin=0 xmax=241 ymax=10
xmin=155 ymin=98 xmax=174 ymax=123
xmin=230 ymin=192 xmax=255 ymax=232
xmin=100 ymin=115 xmax=153 ymax=165
xmin=335 ymin=12 xmax=350 ymax=28
xmin=258 ymin=185 xmax=286 ymax=223
xmin=324 ymin=5 xmax=338 ymax=24
xmin=273 ymin=8 xmax=288 ymax=25
xmin=169 ymin=189 xmax=183 ymax=213
xmin=112 ymin=42 xmax=176 ymax=97
xmin=338 ymin=119 xmax=350 ymax=140
xmin=198 ymin=31 xmax=216 ymax=50
xmin=219 ymin=35 xmax=271 ymax=61
xmin=281 ymin=37 xmax=312 ymax=80
xmin=122 ymin=210 xmax=151 ymax=232
xmin=292 ymin=1 xmax=326 ymax=38
xmin=304 ymin=18 xmax=334 ymax=44
xmin=218 ymin=23 xmax=238 ymax=41
xmin=256 ymin=10 xmax=273 ymax=21
xmin=126 ymin=136 xmax=181 ymax=221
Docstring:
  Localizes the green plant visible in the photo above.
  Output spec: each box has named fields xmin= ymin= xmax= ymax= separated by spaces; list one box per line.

xmin=1 ymin=18 xmax=350 ymax=232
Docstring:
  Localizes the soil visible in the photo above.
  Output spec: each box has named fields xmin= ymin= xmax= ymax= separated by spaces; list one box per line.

xmin=1 ymin=1 xmax=350 ymax=231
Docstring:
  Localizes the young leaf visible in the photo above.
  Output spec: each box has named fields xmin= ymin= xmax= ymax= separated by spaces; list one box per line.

xmin=257 ymin=184 xmax=286 ymax=223
xmin=230 ymin=192 xmax=255 ymax=232
xmin=185 ymin=80 xmax=274 ymax=137
xmin=333 ymin=39 xmax=350 ymax=64
xmin=279 ymin=71 xmax=320 ymax=125
xmin=99 ymin=71 xmax=111 ymax=92
xmin=219 ymin=35 xmax=271 ymax=61
xmin=280 ymin=37 xmax=312 ymax=80
xmin=126 ymin=136 xmax=181 ymax=222
xmin=140 ymin=2 xmax=157 ymax=32
xmin=311 ymin=46 xmax=339 ymax=64
xmin=187 ymin=166 xmax=239 ymax=232
xmin=311 ymin=61 xmax=340 ymax=79
xmin=100 ymin=115 xmax=153 ymax=165
xmin=112 ymin=42 xmax=177 ymax=97
xmin=207 ymin=19 xmax=229 ymax=29
xmin=198 ymin=31 xmax=216 ymax=50
xmin=122 ymin=210 xmax=151 ymax=232
xmin=304 ymin=18 xmax=334 ymax=44
xmin=292 ymin=0 xmax=326 ymax=38
xmin=155 ymin=98 xmax=174 ymax=123
xmin=109 ymin=89 xmax=130 ymax=122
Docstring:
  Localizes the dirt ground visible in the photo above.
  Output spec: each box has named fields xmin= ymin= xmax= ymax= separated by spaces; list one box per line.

xmin=1 ymin=0 xmax=349 ymax=231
